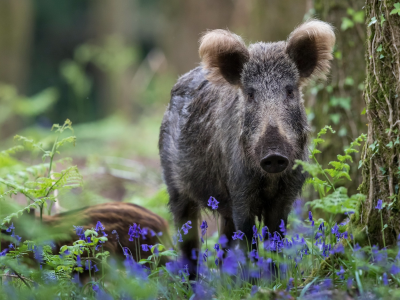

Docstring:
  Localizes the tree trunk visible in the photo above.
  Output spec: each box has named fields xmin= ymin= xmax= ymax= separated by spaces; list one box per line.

xmin=357 ymin=0 xmax=400 ymax=247
xmin=312 ymin=0 xmax=367 ymax=196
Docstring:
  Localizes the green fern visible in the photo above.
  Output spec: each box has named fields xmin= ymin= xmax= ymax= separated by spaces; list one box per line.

xmin=294 ymin=126 xmax=367 ymax=216
xmin=0 ymin=119 xmax=82 ymax=225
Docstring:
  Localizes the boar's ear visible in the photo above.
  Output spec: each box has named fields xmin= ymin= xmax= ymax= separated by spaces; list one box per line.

xmin=199 ymin=29 xmax=249 ymax=85
xmin=286 ymin=20 xmax=335 ymax=84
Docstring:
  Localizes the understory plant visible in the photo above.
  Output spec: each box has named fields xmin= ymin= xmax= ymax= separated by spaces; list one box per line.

xmin=1 ymin=124 xmax=400 ymax=300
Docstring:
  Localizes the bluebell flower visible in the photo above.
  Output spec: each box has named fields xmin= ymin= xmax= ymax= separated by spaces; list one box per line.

xmin=123 ymin=247 xmax=130 ymax=257
xmin=6 ymin=223 xmax=14 ymax=233
xmin=375 ymin=199 xmax=383 ymax=210
xmin=141 ymin=244 xmax=150 ymax=252
xmin=124 ymin=256 xmax=148 ymax=281
xmin=76 ymin=255 xmax=82 ymax=267
xmin=318 ymin=222 xmax=324 ymax=231
xmin=286 ymin=278 xmax=294 ymax=291
xmin=140 ymin=227 xmax=148 ymax=240
xmin=347 ymin=277 xmax=353 ymax=290
xmin=249 ymin=249 xmax=259 ymax=261
xmin=191 ymin=249 xmax=197 ymax=260
xmin=383 ymin=272 xmax=388 ymax=285
xmin=85 ymin=260 xmax=92 ymax=270
xmin=166 ymin=261 xmax=179 ymax=274
xmin=73 ymin=226 xmax=85 ymax=240
xmin=177 ymin=232 xmax=183 ymax=243
xmin=219 ymin=234 xmax=228 ymax=247
xmin=93 ymin=264 xmax=99 ymax=272
xmin=0 ymin=249 xmax=9 ymax=256
xmin=390 ymin=264 xmax=400 ymax=275
xmin=128 ymin=223 xmax=141 ymax=241
xmin=330 ymin=243 xmax=345 ymax=255
xmin=181 ymin=221 xmax=192 ymax=235
xmin=261 ymin=226 xmax=269 ymax=240
xmin=200 ymin=220 xmax=208 ymax=236
xmin=179 ymin=264 xmax=189 ymax=282
xmin=152 ymin=245 xmax=159 ymax=257
xmin=95 ymin=221 xmax=105 ymax=232
xmin=323 ymin=278 xmax=333 ymax=289
xmin=111 ymin=229 xmax=119 ymax=241
xmin=279 ymin=219 xmax=286 ymax=235
xmin=214 ymin=243 xmax=220 ymax=251
xmin=336 ymin=265 xmax=345 ymax=279
xmin=207 ymin=196 xmax=219 ymax=210
xmin=203 ymin=249 xmax=208 ymax=262
xmin=232 ymin=230 xmax=244 ymax=240
xmin=222 ymin=252 xmax=239 ymax=275
xmin=251 ymin=285 xmax=258 ymax=296
xmin=331 ymin=223 xmax=339 ymax=235
xmin=92 ymin=283 xmax=99 ymax=292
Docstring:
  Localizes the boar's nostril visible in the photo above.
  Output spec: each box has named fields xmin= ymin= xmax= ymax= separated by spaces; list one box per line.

xmin=260 ymin=154 xmax=289 ymax=174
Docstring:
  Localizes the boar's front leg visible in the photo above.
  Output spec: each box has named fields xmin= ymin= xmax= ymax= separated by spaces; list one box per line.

xmin=232 ymin=207 xmax=256 ymax=253
xmin=170 ymin=194 xmax=199 ymax=279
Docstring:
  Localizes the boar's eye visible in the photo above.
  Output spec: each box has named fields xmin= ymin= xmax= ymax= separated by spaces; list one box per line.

xmin=247 ymin=89 xmax=255 ymax=102
xmin=286 ymin=86 xmax=295 ymax=99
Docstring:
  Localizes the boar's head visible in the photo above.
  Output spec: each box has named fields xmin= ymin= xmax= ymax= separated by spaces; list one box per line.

xmin=199 ymin=20 xmax=335 ymax=174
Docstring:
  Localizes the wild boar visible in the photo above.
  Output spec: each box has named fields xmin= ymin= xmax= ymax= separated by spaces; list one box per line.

xmin=159 ymin=20 xmax=335 ymax=275
xmin=1 ymin=202 xmax=171 ymax=263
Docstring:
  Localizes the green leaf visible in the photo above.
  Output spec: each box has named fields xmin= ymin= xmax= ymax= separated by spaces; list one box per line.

xmin=377 ymin=44 xmax=383 ymax=52
xmin=390 ymin=3 xmax=400 ymax=16
xmin=380 ymin=14 xmax=386 ymax=26
xmin=361 ymin=107 xmax=366 ymax=115
xmin=368 ymin=17 xmax=377 ymax=26
xmin=341 ymin=17 xmax=354 ymax=31
xmin=84 ymin=229 xmax=98 ymax=238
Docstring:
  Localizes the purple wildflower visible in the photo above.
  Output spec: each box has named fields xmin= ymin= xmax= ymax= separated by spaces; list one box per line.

xmin=219 ymin=234 xmax=228 ymax=247
xmin=261 ymin=226 xmax=269 ymax=240
xmin=286 ymin=278 xmax=294 ymax=291
xmin=390 ymin=265 xmax=400 ymax=275
xmin=0 ymin=249 xmax=9 ymax=256
xmin=347 ymin=278 xmax=353 ymax=290
xmin=93 ymin=264 xmax=99 ymax=272
xmin=73 ymin=226 xmax=85 ymax=240
xmin=6 ymin=223 xmax=14 ymax=232
xmin=94 ymin=221 xmax=105 ymax=232
xmin=200 ymin=220 xmax=208 ymax=243
xmin=207 ymin=196 xmax=219 ymax=210
xmin=251 ymin=285 xmax=258 ymax=296
xmin=76 ymin=255 xmax=82 ymax=267
xmin=279 ymin=219 xmax=286 ymax=235
xmin=128 ymin=223 xmax=141 ymax=241
xmin=181 ymin=221 xmax=192 ymax=235
xmin=336 ymin=265 xmax=345 ymax=279
xmin=124 ymin=256 xmax=148 ymax=281
xmin=191 ymin=249 xmax=197 ymax=260
xmin=232 ymin=230 xmax=244 ymax=240
xmin=375 ymin=199 xmax=383 ymax=210
xmin=111 ymin=229 xmax=119 ymax=241
xmin=141 ymin=244 xmax=150 ymax=252
xmin=214 ymin=243 xmax=220 ymax=251
xmin=203 ymin=249 xmax=208 ymax=262
xmin=383 ymin=273 xmax=388 ymax=285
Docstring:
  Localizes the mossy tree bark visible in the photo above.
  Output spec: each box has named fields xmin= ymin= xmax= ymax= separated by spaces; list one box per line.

xmin=313 ymin=0 xmax=367 ymax=196
xmin=357 ymin=0 xmax=400 ymax=247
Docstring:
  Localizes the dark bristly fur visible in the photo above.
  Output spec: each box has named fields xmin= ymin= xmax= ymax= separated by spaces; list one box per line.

xmin=159 ymin=20 xmax=335 ymax=276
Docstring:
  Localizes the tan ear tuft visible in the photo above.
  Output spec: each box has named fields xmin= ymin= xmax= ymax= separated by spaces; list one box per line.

xmin=286 ymin=19 xmax=335 ymax=84
xmin=199 ymin=29 xmax=249 ymax=85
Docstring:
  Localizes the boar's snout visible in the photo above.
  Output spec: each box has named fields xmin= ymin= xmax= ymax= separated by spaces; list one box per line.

xmin=260 ymin=154 xmax=289 ymax=174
